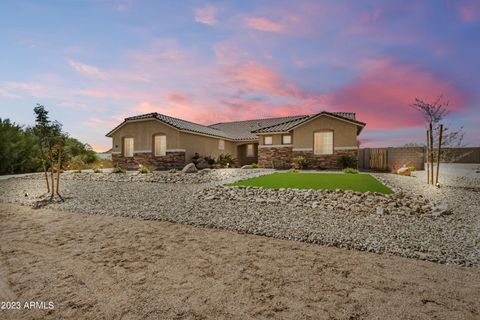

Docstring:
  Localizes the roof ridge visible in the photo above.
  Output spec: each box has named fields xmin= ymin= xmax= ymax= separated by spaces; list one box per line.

xmin=127 ymin=112 xmax=227 ymax=133
xmin=209 ymin=114 xmax=309 ymax=127
xmin=250 ymin=114 xmax=313 ymax=133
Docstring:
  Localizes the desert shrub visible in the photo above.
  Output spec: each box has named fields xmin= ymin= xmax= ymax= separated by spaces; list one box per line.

xmin=138 ymin=166 xmax=152 ymax=174
xmin=293 ymin=156 xmax=308 ymax=169
xmin=204 ymin=156 xmax=216 ymax=165
xmin=169 ymin=168 xmax=177 ymax=173
xmin=408 ymin=165 xmax=416 ymax=172
xmin=191 ymin=153 xmax=201 ymax=165
xmin=343 ymin=167 xmax=359 ymax=174
xmin=251 ymin=162 xmax=259 ymax=168
xmin=83 ymin=150 xmax=99 ymax=164
xmin=112 ymin=167 xmax=126 ymax=174
xmin=217 ymin=153 xmax=236 ymax=167
xmin=338 ymin=155 xmax=357 ymax=169
xmin=93 ymin=168 xmax=102 ymax=173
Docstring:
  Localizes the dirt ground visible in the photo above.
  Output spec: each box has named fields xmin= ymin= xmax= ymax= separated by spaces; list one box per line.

xmin=0 ymin=204 xmax=478 ymax=320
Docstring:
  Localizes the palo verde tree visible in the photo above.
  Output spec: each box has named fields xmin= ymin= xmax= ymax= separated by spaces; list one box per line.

xmin=411 ymin=95 xmax=466 ymax=186
xmin=33 ymin=104 xmax=66 ymax=200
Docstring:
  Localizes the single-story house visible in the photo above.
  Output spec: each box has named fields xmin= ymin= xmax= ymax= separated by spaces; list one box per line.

xmin=106 ymin=111 xmax=366 ymax=169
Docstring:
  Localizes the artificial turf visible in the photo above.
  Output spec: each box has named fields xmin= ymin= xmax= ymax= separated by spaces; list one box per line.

xmin=228 ymin=172 xmax=393 ymax=194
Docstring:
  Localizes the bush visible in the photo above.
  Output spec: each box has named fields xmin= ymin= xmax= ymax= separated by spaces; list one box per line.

xmin=217 ymin=153 xmax=236 ymax=168
xmin=251 ymin=162 xmax=259 ymax=168
xmin=83 ymin=150 xmax=99 ymax=164
xmin=204 ymin=156 xmax=216 ymax=165
xmin=169 ymin=168 xmax=177 ymax=173
xmin=408 ymin=165 xmax=416 ymax=172
xmin=191 ymin=152 xmax=201 ymax=165
xmin=73 ymin=169 xmax=82 ymax=173
xmin=112 ymin=167 xmax=126 ymax=174
xmin=93 ymin=168 xmax=102 ymax=173
xmin=338 ymin=155 xmax=357 ymax=169
xmin=343 ymin=167 xmax=359 ymax=174
xmin=293 ymin=156 xmax=308 ymax=169
xmin=138 ymin=166 xmax=152 ymax=174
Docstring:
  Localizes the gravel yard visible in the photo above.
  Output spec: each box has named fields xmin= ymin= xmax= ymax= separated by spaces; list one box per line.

xmin=0 ymin=169 xmax=478 ymax=266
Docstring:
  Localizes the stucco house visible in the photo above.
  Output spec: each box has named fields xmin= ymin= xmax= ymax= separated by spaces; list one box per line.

xmin=106 ymin=111 xmax=365 ymax=169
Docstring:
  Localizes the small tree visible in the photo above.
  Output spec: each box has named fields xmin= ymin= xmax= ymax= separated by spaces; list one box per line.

xmin=411 ymin=95 xmax=466 ymax=186
xmin=33 ymin=104 xmax=65 ymax=200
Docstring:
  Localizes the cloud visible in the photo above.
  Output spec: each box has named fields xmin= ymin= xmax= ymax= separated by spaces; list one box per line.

xmin=67 ymin=59 xmax=107 ymax=80
xmin=458 ymin=2 xmax=480 ymax=22
xmin=245 ymin=17 xmax=285 ymax=32
xmin=194 ymin=4 xmax=218 ymax=26
xmin=328 ymin=57 xmax=468 ymax=129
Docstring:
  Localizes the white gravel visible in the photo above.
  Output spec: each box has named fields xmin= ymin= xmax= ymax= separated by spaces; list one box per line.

xmin=0 ymin=169 xmax=478 ymax=266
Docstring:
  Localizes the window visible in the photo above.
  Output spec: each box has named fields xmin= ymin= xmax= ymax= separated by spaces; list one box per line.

xmin=314 ymin=131 xmax=333 ymax=155
xmin=246 ymin=144 xmax=255 ymax=157
xmin=154 ymin=135 xmax=166 ymax=156
xmin=218 ymin=139 xmax=225 ymax=150
xmin=124 ymin=137 xmax=134 ymax=157
xmin=282 ymin=135 xmax=292 ymax=144
xmin=264 ymin=136 xmax=273 ymax=145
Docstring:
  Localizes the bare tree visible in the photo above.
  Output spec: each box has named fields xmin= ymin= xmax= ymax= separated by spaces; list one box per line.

xmin=411 ymin=95 xmax=467 ymax=185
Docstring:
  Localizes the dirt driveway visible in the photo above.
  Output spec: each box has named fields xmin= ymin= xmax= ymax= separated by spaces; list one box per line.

xmin=0 ymin=203 xmax=478 ymax=320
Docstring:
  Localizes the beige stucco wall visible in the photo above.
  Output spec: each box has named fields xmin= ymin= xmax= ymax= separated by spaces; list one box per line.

xmin=179 ymin=132 xmax=236 ymax=162
xmin=258 ymin=134 xmax=285 ymax=146
xmin=111 ymin=120 xmax=181 ymax=153
xmin=292 ymin=115 xmax=358 ymax=149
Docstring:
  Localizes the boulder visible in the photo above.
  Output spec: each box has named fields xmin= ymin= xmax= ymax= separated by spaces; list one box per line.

xmin=241 ymin=165 xmax=253 ymax=169
xmin=431 ymin=202 xmax=452 ymax=216
xmin=195 ymin=158 xmax=210 ymax=170
xmin=182 ymin=163 xmax=198 ymax=173
xmin=397 ymin=166 xmax=411 ymax=176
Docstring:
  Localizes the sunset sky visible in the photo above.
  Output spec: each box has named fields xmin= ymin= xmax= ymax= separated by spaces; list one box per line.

xmin=0 ymin=0 xmax=479 ymax=151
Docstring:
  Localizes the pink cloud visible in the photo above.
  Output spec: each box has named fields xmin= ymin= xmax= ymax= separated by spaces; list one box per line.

xmin=222 ymin=61 xmax=302 ymax=98
xmin=245 ymin=17 xmax=285 ymax=32
xmin=194 ymin=4 xmax=219 ymax=26
xmin=458 ymin=2 xmax=480 ymax=22
xmin=328 ymin=58 xmax=467 ymax=129
xmin=67 ymin=59 xmax=107 ymax=80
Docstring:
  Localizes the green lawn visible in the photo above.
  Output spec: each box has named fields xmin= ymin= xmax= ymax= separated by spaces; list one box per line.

xmin=228 ymin=172 xmax=393 ymax=194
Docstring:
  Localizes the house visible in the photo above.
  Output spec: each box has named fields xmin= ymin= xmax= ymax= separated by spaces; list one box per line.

xmin=105 ymin=111 xmax=365 ymax=169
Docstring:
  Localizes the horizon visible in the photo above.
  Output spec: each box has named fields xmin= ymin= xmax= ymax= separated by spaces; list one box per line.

xmin=1 ymin=0 xmax=479 ymax=151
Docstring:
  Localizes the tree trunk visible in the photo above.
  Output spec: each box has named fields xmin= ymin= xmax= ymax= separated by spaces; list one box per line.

xmin=429 ymin=122 xmax=434 ymax=185
xmin=49 ymin=147 xmax=55 ymax=199
xmin=56 ymin=146 xmax=63 ymax=201
xmin=426 ymin=129 xmax=430 ymax=185
xmin=43 ymin=161 xmax=50 ymax=193
xmin=435 ymin=124 xmax=443 ymax=185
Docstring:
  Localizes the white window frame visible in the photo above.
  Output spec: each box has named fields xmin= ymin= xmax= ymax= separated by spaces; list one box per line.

xmin=282 ymin=135 xmax=292 ymax=145
xmin=124 ymin=137 xmax=134 ymax=157
xmin=264 ymin=136 xmax=273 ymax=145
xmin=154 ymin=135 xmax=167 ymax=156
xmin=246 ymin=144 xmax=255 ymax=157
xmin=314 ymin=131 xmax=334 ymax=155
xmin=218 ymin=139 xmax=225 ymax=150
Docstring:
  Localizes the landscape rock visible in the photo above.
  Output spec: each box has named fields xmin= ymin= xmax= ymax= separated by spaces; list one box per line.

xmin=195 ymin=159 xmax=210 ymax=170
xmin=182 ymin=163 xmax=198 ymax=173
xmin=241 ymin=165 xmax=253 ymax=169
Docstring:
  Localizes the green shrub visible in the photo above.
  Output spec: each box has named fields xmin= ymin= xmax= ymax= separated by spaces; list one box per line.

xmin=191 ymin=152 xmax=201 ymax=165
xmin=217 ymin=153 xmax=236 ymax=168
xmin=204 ymin=156 xmax=216 ymax=165
xmin=338 ymin=155 xmax=357 ymax=169
xmin=343 ymin=167 xmax=359 ymax=174
xmin=93 ymin=168 xmax=102 ymax=173
xmin=293 ymin=156 xmax=308 ymax=169
xmin=138 ymin=166 xmax=152 ymax=174
xmin=251 ymin=162 xmax=259 ymax=168
xmin=408 ymin=165 xmax=416 ymax=172
xmin=83 ymin=150 xmax=99 ymax=164
xmin=112 ymin=167 xmax=126 ymax=174
xmin=169 ymin=168 xmax=177 ymax=173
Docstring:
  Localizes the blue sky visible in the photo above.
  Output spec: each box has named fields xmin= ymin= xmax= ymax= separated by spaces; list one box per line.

xmin=0 ymin=0 xmax=479 ymax=150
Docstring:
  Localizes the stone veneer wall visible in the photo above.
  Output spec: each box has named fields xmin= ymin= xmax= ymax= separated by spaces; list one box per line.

xmin=112 ymin=152 xmax=186 ymax=170
xmin=258 ymin=147 xmax=293 ymax=169
xmin=292 ymin=149 xmax=358 ymax=169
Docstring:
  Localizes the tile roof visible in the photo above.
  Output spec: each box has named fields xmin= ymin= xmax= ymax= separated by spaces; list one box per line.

xmin=251 ymin=112 xmax=365 ymax=133
xmin=106 ymin=111 xmax=364 ymax=140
